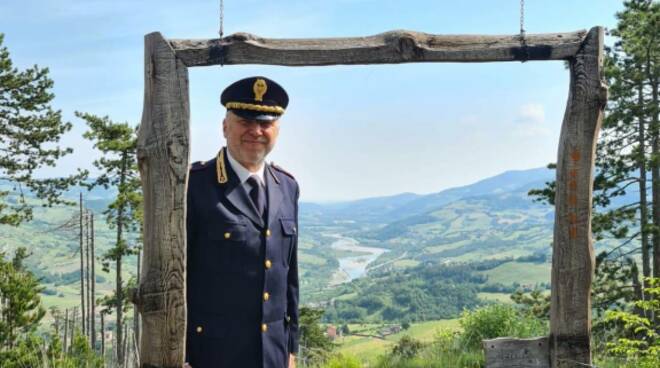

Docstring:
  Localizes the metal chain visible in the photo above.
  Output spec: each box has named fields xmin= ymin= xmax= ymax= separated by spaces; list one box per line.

xmin=520 ymin=0 xmax=525 ymax=37
xmin=219 ymin=0 xmax=224 ymax=38
xmin=519 ymin=0 xmax=529 ymax=62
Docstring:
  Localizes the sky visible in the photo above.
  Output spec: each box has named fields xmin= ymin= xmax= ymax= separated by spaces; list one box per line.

xmin=1 ymin=0 xmax=624 ymax=201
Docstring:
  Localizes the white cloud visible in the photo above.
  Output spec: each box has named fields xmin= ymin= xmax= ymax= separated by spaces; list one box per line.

xmin=516 ymin=103 xmax=545 ymax=124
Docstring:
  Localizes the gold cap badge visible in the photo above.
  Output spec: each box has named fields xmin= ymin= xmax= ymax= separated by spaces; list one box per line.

xmin=253 ymin=79 xmax=267 ymax=102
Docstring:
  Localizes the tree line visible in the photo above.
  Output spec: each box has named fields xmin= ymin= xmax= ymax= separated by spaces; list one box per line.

xmin=0 ymin=30 xmax=141 ymax=366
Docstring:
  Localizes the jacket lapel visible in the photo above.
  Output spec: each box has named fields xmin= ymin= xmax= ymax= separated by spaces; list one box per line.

xmin=216 ymin=148 xmax=264 ymax=228
xmin=265 ymin=164 xmax=283 ymax=229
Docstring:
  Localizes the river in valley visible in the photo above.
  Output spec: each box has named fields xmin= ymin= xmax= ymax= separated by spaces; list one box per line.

xmin=327 ymin=234 xmax=389 ymax=284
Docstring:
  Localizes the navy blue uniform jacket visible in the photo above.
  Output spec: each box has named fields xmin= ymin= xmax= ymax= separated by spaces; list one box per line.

xmin=186 ymin=147 xmax=300 ymax=368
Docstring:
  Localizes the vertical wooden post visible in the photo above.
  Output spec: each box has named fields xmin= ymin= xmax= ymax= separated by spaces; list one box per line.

xmin=550 ymin=26 xmax=607 ymax=368
xmin=135 ymin=31 xmax=190 ymax=368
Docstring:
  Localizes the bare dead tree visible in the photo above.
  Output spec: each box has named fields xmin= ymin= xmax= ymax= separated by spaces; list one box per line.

xmin=91 ymin=212 xmax=97 ymax=350
xmin=85 ymin=210 xmax=92 ymax=338
xmin=63 ymin=308 xmax=69 ymax=353
xmin=101 ymin=310 xmax=106 ymax=360
xmin=78 ymin=193 xmax=86 ymax=335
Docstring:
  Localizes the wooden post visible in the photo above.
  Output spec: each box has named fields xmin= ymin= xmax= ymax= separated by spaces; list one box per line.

xmin=550 ymin=26 xmax=606 ymax=368
xmin=135 ymin=31 xmax=190 ymax=368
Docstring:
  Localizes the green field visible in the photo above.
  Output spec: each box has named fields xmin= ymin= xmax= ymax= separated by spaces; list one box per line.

xmin=333 ymin=319 xmax=460 ymax=364
xmin=480 ymin=261 xmax=550 ymax=286
xmin=478 ymin=292 xmax=514 ymax=304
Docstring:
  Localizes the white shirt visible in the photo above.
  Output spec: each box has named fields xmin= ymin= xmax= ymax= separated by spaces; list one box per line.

xmin=225 ymin=148 xmax=266 ymax=192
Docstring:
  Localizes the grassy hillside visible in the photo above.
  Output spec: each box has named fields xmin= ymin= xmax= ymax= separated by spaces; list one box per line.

xmin=333 ymin=319 xmax=460 ymax=364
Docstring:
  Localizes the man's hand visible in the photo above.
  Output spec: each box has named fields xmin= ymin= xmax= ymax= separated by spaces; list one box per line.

xmin=184 ymin=363 xmax=192 ymax=368
xmin=288 ymin=353 xmax=296 ymax=368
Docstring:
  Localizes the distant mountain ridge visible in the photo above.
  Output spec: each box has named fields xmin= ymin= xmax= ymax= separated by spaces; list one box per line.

xmin=300 ymin=167 xmax=556 ymax=224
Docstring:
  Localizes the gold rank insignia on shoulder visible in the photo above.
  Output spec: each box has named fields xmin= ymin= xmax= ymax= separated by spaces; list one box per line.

xmin=253 ymin=78 xmax=267 ymax=102
xmin=217 ymin=148 xmax=228 ymax=184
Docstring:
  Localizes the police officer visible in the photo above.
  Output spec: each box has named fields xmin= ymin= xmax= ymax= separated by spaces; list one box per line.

xmin=185 ymin=76 xmax=299 ymax=368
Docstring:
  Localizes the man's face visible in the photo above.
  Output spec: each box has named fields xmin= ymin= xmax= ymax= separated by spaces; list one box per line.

xmin=223 ymin=111 xmax=280 ymax=167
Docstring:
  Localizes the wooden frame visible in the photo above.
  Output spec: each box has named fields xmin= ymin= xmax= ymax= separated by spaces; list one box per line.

xmin=134 ymin=27 xmax=606 ymax=368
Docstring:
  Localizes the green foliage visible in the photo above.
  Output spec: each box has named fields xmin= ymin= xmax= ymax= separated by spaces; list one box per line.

xmin=599 ymin=277 xmax=660 ymax=367
xmin=371 ymin=329 xmax=482 ymax=368
xmin=299 ymin=307 xmax=335 ymax=367
xmin=459 ymin=304 xmax=547 ymax=350
xmin=0 ymin=33 xmax=86 ymax=226
xmin=0 ymin=247 xmax=46 ymax=350
xmin=391 ymin=335 xmax=425 ymax=359
xmin=322 ymin=353 xmax=362 ymax=368
xmin=510 ymin=288 xmax=550 ymax=320
xmin=325 ymin=262 xmax=483 ymax=323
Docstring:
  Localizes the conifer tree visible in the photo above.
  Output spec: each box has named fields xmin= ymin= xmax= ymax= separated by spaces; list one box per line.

xmin=0 ymin=33 xmax=85 ymax=226
xmin=0 ymin=248 xmax=45 ymax=353
xmin=78 ymin=112 xmax=141 ymax=365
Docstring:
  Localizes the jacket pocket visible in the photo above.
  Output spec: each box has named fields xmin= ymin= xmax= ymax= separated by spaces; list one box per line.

xmin=208 ymin=222 xmax=247 ymax=242
xmin=280 ymin=219 xmax=297 ymax=266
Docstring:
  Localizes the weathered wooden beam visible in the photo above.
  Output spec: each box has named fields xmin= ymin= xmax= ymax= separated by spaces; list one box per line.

xmin=135 ymin=31 xmax=190 ymax=368
xmin=484 ymin=337 xmax=550 ymax=368
xmin=169 ymin=29 xmax=587 ymax=67
xmin=551 ymin=26 xmax=607 ymax=368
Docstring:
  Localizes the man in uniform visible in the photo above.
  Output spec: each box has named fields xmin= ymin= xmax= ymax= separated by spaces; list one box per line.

xmin=185 ymin=76 xmax=299 ymax=368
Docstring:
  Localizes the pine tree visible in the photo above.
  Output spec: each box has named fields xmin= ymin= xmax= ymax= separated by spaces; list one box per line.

xmin=0 ymin=33 xmax=86 ymax=226
xmin=0 ymin=248 xmax=45 ymax=354
xmin=78 ymin=112 xmax=141 ymax=365
xmin=528 ymin=0 xmax=659 ymax=305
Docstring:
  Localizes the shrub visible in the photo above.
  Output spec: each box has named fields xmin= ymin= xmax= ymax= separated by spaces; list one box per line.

xmin=391 ymin=336 xmax=425 ymax=358
xmin=323 ymin=353 xmax=361 ymax=368
xmin=459 ymin=304 xmax=547 ymax=350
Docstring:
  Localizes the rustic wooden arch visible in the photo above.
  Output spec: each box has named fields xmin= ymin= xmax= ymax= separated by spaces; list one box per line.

xmin=134 ymin=27 xmax=606 ymax=368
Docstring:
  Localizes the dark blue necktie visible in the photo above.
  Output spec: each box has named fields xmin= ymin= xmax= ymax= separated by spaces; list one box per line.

xmin=247 ymin=176 xmax=266 ymax=218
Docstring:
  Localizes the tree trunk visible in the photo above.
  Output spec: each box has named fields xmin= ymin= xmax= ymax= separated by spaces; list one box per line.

xmin=86 ymin=211 xmax=91 ymax=338
xmin=136 ymin=31 xmax=190 ymax=368
xmin=116 ymin=151 xmax=128 ymax=365
xmin=79 ymin=193 xmax=86 ymax=335
xmin=134 ymin=250 xmax=141 ymax=359
xmin=638 ymin=78 xmax=651 ymax=288
xmin=70 ymin=307 xmax=77 ymax=350
xmin=91 ymin=212 xmax=96 ymax=350
xmin=101 ymin=312 xmax=105 ymax=359
xmin=550 ymin=27 xmax=606 ymax=368
xmin=63 ymin=308 xmax=69 ymax=353
xmin=650 ymin=56 xmax=660 ymax=279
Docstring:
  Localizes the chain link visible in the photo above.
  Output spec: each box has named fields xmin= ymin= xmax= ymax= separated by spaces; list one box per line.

xmin=519 ymin=0 xmax=529 ymax=61
xmin=520 ymin=0 xmax=525 ymax=37
xmin=219 ymin=0 xmax=224 ymax=38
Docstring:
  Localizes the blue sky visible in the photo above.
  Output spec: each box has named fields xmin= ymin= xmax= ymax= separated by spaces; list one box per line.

xmin=2 ymin=0 xmax=623 ymax=201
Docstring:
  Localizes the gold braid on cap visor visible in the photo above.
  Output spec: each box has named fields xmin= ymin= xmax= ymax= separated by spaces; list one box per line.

xmin=225 ymin=102 xmax=285 ymax=114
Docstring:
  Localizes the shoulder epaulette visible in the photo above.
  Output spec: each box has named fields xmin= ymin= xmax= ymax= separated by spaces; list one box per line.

xmin=190 ymin=159 xmax=213 ymax=172
xmin=270 ymin=162 xmax=296 ymax=181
